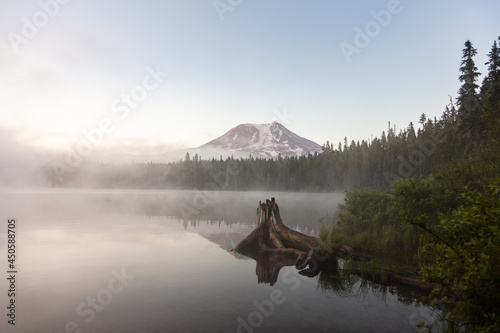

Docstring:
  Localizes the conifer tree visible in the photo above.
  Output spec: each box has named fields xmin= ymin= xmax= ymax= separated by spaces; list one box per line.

xmin=481 ymin=37 xmax=500 ymax=125
xmin=457 ymin=40 xmax=481 ymax=154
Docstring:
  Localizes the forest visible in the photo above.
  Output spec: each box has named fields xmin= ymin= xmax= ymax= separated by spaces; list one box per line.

xmin=319 ymin=38 xmax=500 ymax=333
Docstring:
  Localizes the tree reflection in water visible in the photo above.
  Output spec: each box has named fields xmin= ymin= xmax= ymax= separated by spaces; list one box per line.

xmin=317 ymin=269 xmax=423 ymax=306
xmin=246 ymin=252 xmax=427 ymax=307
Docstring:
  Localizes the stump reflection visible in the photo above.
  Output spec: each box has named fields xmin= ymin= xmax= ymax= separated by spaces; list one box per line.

xmin=233 ymin=198 xmax=336 ymax=285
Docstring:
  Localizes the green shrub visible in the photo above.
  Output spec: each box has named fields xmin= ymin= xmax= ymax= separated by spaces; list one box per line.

xmin=419 ymin=179 xmax=500 ymax=332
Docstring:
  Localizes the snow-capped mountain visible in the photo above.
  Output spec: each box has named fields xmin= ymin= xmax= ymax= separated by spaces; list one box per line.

xmin=195 ymin=122 xmax=322 ymax=159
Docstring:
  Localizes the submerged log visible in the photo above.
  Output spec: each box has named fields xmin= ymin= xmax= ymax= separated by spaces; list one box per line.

xmin=353 ymin=269 xmax=440 ymax=292
xmin=234 ymin=198 xmax=321 ymax=276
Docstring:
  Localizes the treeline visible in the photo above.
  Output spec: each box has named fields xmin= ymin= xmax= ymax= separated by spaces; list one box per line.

xmin=41 ymin=105 xmax=478 ymax=191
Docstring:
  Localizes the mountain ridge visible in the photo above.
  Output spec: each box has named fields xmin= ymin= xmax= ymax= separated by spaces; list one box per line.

xmin=195 ymin=121 xmax=322 ymax=159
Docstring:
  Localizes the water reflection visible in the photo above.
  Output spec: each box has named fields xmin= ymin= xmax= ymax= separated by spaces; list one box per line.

xmin=235 ymin=242 xmax=432 ymax=315
xmin=0 ymin=189 xmax=438 ymax=333
xmin=254 ymin=252 xmax=298 ymax=286
xmin=317 ymin=269 xmax=427 ymax=305
xmin=2 ymin=189 xmax=343 ymax=233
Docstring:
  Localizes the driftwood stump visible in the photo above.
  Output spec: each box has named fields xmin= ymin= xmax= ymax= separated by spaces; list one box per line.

xmin=234 ymin=198 xmax=332 ymax=285
xmin=233 ymin=198 xmax=436 ymax=292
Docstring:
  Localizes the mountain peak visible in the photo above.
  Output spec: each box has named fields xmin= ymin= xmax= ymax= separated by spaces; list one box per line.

xmin=197 ymin=122 xmax=321 ymax=159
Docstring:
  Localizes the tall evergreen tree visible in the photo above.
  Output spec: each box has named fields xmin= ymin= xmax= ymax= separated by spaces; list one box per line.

xmin=481 ymin=37 xmax=500 ymax=125
xmin=481 ymin=38 xmax=500 ymax=97
xmin=457 ymin=40 xmax=481 ymax=154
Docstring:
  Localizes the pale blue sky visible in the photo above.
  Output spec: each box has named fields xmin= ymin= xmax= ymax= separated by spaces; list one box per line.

xmin=1 ymin=0 xmax=499 ymax=155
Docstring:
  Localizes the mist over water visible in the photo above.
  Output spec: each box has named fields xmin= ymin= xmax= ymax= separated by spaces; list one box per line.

xmin=0 ymin=189 xmax=344 ymax=232
xmin=0 ymin=189 xmax=437 ymax=332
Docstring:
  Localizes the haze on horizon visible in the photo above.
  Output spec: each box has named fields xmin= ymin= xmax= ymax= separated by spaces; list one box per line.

xmin=1 ymin=0 xmax=499 ymax=164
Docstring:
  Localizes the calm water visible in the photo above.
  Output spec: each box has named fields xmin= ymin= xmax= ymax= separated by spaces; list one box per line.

xmin=0 ymin=189 xmax=437 ymax=332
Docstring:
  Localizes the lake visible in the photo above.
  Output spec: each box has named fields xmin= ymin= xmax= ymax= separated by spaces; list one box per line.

xmin=0 ymin=189 xmax=437 ymax=332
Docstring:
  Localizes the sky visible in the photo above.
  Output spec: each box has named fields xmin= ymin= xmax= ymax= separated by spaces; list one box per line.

xmin=1 ymin=0 xmax=499 ymax=157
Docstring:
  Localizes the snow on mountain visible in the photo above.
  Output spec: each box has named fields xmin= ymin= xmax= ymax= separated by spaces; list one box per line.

xmin=194 ymin=122 xmax=322 ymax=159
